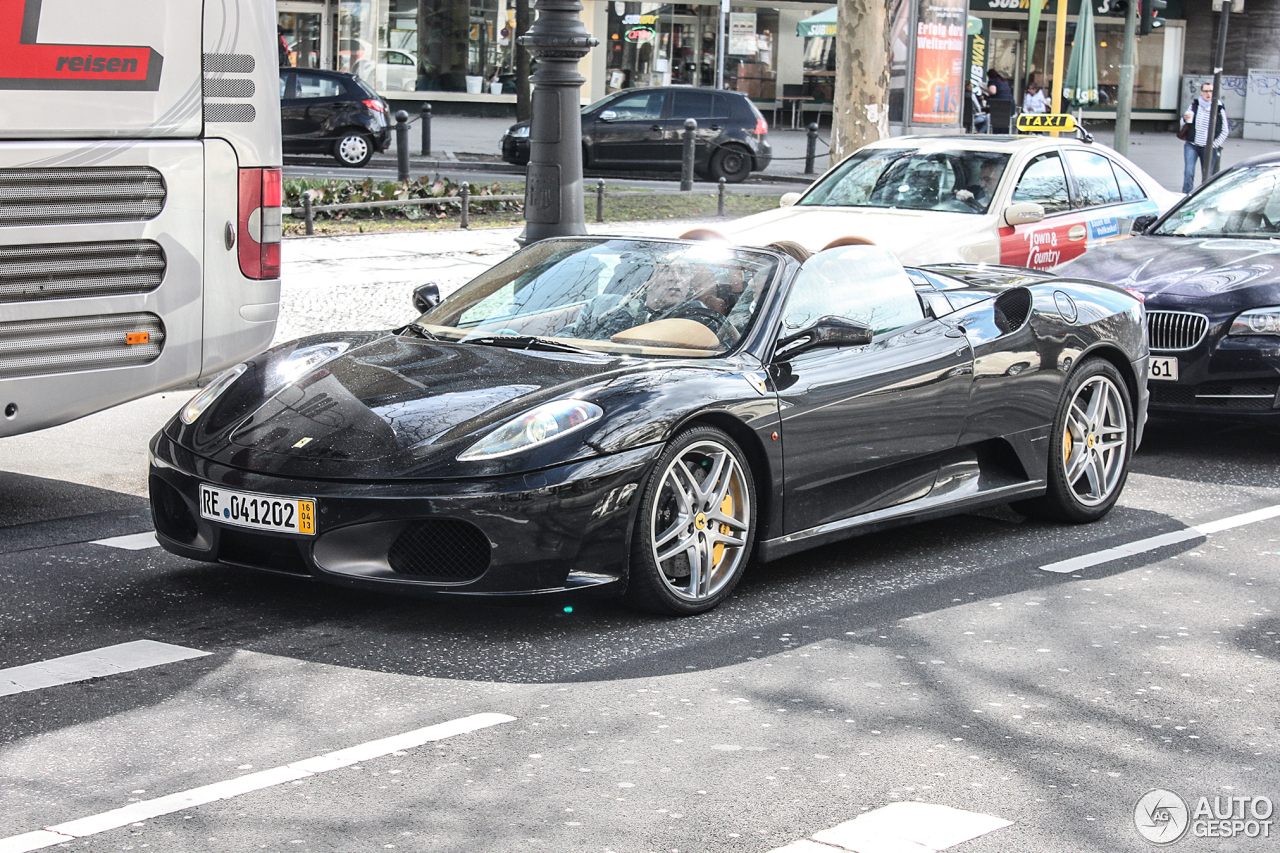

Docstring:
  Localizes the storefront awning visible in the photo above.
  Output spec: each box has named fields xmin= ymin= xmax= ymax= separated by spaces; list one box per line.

xmin=797 ymin=8 xmax=836 ymax=38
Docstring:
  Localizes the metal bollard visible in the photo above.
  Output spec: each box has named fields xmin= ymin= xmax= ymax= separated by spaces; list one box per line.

xmin=420 ymin=102 xmax=432 ymax=156
xmin=395 ymin=110 xmax=410 ymax=182
xmin=804 ymin=122 xmax=819 ymax=175
xmin=301 ymin=189 xmax=314 ymax=236
xmin=460 ymin=182 xmax=470 ymax=229
xmin=680 ymin=118 xmax=697 ymax=192
xmin=717 ymin=177 xmax=726 ymax=217
xmin=596 ymin=179 xmax=605 ymax=223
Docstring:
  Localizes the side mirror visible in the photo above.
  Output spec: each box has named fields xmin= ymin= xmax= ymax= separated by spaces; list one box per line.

xmin=775 ymin=315 xmax=874 ymax=359
xmin=599 ymin=110 xmax=617 ymax=121
xmin=1131 ymin=214 xmax=1158 ymax=235
xmin=412 ymin=283 xmax=441 ymax=314
xmin=1003 ymin=201 xmax=1045 ymax=227
xmin=780 ymin=192 xmax=801 ymax=208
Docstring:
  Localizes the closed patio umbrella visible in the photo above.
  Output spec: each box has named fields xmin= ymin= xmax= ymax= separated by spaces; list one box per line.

xmin=1061 ymin=0 xmax=1100 ymax=114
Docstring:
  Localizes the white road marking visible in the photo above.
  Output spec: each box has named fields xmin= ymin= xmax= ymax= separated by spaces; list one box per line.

xmin=90 ymin=532 xmax=159 ymax=550
xmin=0 ymin=641 xmax=210 ymax=697
xmin=1040 ymin=502 xmax=1280 ymax=574
xmin=768 ymin=802 xmax=1012 ymax=853
xmin=0 ymin=713 xmax=515 ymax=853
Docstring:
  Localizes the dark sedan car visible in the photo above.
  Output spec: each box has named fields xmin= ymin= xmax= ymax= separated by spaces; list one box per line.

xmin=150 ymin=237 xmax=1146 ymax=615
xmin=280 ymin=68 xmax=390 ymax=167
xmin=1056 ymin=152 xmax=1280 ymax=420
xmin=501 ymin=86 xmax=772 ymax=183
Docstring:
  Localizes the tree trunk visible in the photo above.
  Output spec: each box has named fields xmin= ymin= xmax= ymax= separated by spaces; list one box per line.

xmin=831 ymin=0 xmax=891 ymax=163
xmin=516 ymin=0 xmax=531 ymax=121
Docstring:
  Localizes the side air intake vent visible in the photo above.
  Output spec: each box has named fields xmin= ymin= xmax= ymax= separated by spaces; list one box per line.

xmin=0 ymin=312 xmax=165 ymax=379
xmin=993 ymin=287 xmax=1033 ymax=334
xmin=0 ymin=167 xmax=165 ymax=227
xmin=388 ymin=520 xmax=491 ymax=582
xmin=0 ymin=241 xmax=165 ymax=304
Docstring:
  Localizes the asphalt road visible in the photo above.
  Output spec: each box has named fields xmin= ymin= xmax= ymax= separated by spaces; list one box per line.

xmin=2 ymin=393 xmax=1278 ymax=853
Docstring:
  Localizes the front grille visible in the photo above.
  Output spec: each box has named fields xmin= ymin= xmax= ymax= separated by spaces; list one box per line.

xmin=219 ymin=528 xmax=311 ymax=575
xmin=1151 ymin=382 xmax=1278 ymax=411
xmin=149 ymin=476 xmax=198 ymax=543
xmin=0 ymin=240 xmax=165 ymax=304
xmin=1148 ymin=310 xmax=1210 ymax=351
xmin=0 ymin=167 xmax=165 ymax=227
xmin=388 ymin=520 xmax=491 ymax=582
xmin=0 ymin=312 xmax=164 ymax=379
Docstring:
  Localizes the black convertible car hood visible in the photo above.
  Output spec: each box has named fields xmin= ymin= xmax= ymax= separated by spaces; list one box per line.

xmin=186 ymin=334 xmax=642 ymax=480
xmin=1057 ymin=235 xmax=1280 ymax=309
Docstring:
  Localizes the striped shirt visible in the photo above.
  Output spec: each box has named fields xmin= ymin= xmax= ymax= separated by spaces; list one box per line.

xmin=1186 ymin=95 xmax=1229 ymax=148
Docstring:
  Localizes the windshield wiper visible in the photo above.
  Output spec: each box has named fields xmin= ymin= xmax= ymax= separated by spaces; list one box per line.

xmin=395 ymin=322 xmax=441 ymax=340
xmin=463 ymin=334 xmax=591 ymax=353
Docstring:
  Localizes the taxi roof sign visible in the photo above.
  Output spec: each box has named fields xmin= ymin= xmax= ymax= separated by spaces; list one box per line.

xmin=1016 ymin=113 xmax=1077 ymax=132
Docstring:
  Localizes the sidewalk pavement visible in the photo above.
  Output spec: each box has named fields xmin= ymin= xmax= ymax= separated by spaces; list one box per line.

xmin=372 ymin=112 xmax=1280 ymax=192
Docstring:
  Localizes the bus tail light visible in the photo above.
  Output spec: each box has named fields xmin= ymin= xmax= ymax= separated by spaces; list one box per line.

xmin=237 ymin=167 xmax=282 ymax=280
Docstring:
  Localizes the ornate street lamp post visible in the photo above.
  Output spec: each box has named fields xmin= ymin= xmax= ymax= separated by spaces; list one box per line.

xmin=517 ymin=0 xmax=598 ymax=245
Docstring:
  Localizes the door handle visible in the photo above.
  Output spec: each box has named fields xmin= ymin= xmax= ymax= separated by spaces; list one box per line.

xmin=944 ymin=324 xmax=967 ymax=338
xmin=709 ymin=125 xmax=722 ymax=131
xmin=650 ymin=125 xmax=662 ymax=131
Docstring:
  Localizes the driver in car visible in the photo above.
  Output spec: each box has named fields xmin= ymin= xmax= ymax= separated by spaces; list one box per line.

xmin=954 ymin=159 xmax=1001 ymax=210
xmin=570 ymin=263 xmax=710 ymax=340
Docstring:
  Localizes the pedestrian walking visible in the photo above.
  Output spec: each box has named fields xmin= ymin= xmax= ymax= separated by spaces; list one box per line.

xmin=1181 ymin=82 xmax=1229 ymax=193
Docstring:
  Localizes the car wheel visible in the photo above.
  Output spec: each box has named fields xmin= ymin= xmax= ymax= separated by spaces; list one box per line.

xmin=1015 ymin=359 xmax=1132 ymax=523
xmin=708 ymin=146 xmax=752 ymax=184
xmin=626 ymin=426 xmax=757 ymax=615
xmin=333 ymin=131 xmax=374 ymax=167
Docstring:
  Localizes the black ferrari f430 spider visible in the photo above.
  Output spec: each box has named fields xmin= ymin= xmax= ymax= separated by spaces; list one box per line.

xmin=150 ymin=237 xmax=1148 ymax=614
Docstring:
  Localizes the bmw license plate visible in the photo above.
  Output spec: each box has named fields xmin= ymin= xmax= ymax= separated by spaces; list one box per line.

xmin=1149 ymin=356 xmax=1179 ymax=381
xmin=200 ymin=485 xmax=316 ymax=535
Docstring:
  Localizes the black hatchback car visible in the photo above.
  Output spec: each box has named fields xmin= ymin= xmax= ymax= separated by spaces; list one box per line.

xmin=279 ymin=68 xmax=391 ymax=167
xmin=501 ymin=86 xmax=772 ymax=183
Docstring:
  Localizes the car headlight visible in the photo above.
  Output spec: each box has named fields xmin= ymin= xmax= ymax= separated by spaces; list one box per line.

xmin=458 ymin=399 xmax=602 ymax=461
xmin=1229 ymin=307 xmax=1280 ymax=336
xmin=507 ymin=125 xmax=530 ymax=139
xmin=180 ymin=363 xmax=247 ymax=424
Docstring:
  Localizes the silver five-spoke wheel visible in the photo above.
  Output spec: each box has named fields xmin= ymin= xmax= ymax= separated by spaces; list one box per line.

xmin=628 ymin=427 xmax=757 ymax=614
xmin=1063 ymin=373 xmax=1128 ymax=506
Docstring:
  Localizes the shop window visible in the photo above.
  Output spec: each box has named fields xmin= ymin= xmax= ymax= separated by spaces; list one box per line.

xmin=1013 ymin=153 xmax=1071 ymax=214
xmin=1064 ymin=150 xmax=1123 ymax=208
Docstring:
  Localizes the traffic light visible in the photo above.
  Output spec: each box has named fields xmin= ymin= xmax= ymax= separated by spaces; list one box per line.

xmin=1140 ymin=0 xmax=1167 ymax=36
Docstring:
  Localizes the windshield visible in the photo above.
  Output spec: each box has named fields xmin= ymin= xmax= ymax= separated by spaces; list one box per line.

xmin=416 ymin=239 xmax=781 ymax=357
xmin=1154 ymin=165 xmax=1280 ymax=238
xmin=800 ymin=148 xmax=1012 ymax=214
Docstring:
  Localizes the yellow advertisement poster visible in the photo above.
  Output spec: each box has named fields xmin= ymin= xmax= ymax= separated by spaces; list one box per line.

xmin=912 ymin=0 xmax=967 ymax=124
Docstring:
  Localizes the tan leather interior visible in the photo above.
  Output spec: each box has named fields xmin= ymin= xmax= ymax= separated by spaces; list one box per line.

xmin=611 ymin=318 xmax=721 ymax=350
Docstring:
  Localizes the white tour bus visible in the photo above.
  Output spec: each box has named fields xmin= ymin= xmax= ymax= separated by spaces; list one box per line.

xmin=0 ymin=0 xmax=282 ymax=437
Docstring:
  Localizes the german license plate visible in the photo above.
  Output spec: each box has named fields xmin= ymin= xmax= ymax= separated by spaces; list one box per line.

xmin=200 ymin=485 xmax=315 ymax=535
xmin=1149 ymin=355 xmax=1179 ymax=381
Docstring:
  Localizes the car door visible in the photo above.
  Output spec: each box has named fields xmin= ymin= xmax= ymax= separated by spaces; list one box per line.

xmin=1059 ymin=148 xmax=1163 ymax=253
xmin=997 ymin=150 xmax=1082 ymax=269
xmin=287 ymin=72 xmax=346 ymax=149
xmin=585 ymin=90 xmax=668 ymax=166
xmin=664 ymin=90 xmax=732 ymax=167
xmin=772 ymin=247 xmax=974 ymax=534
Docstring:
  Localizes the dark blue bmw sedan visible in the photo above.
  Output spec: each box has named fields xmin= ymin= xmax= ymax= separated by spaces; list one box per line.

xmin=1056 ymin=152 xmax=1280 ymax=420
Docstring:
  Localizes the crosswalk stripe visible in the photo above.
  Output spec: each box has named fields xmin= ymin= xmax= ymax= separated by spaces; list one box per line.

xmin=0 ymin=641 xmax=209 ymax=697
xmin=1040 ymin=502 xmax=1280 ymax=574
xmin=0 ymin=713 xmax=516 ymax=853
xmin=768 ymin=802 xmax=1012 ymax=853
xmin=90 ymin=532 xmax=159 ymax=550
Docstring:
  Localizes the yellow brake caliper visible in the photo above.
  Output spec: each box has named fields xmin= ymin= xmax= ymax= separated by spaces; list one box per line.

xmin=712 ymin=494 xmax=733 ymax=565
xmin=1064 ymin=426 xmax=1073 ymax=468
